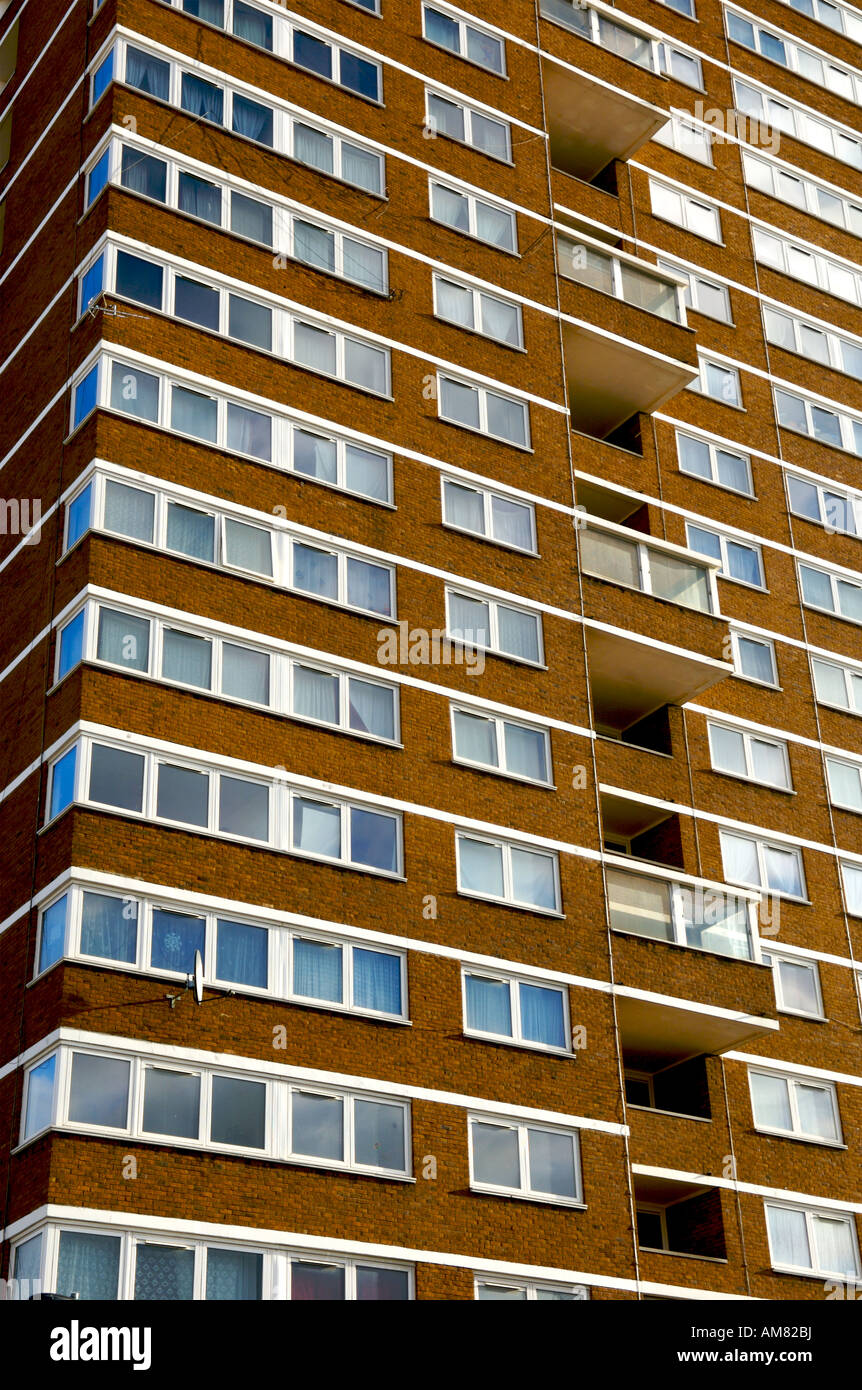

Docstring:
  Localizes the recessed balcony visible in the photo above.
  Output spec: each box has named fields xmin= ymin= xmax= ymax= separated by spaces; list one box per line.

xmin=578 ymin=516 xmax=731 ymax=731
xmin=558 ymin=232 xmax=697 ymax=437
xmin=540 ymin=0 xmax=670 ymax=181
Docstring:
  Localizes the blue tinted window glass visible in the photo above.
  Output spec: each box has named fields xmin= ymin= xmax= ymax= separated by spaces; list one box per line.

xmin=74 ymin=366 xmax=99 ymax=427
xmin=50 ymin=747 xmax=77 ymax=819
xmin=80 ymin=255 xmax=105 ymax=314
xmin=39 ymin=896 xmax=68 ymax=972
xmin=58 ymin=610 xmax=85 ymax=678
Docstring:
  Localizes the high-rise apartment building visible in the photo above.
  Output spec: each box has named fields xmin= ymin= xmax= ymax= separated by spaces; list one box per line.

xmin=0 ymin=0 xmax=860 ymax=1305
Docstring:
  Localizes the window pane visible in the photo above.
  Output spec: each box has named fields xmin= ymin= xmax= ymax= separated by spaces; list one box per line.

xmin=444 ymin=480 xmax=485 ymax=533
xmin=344 ymin=340 xmax=387 ymax=393
xmin=497 ymin=606 xmax=540 ymax=662
xmin=710 ymin=725 xmax=747 ymax=775
xmin=232 ymin=94 xmax=273 ymax=146
xmin=57 ymin=1232 xmax=121 ymax=1301
xmin=216 ymin=919 xmax=268 ymax=989
xmin=716 ymin=450 xmax=751 ymax=492
xmin=291 ymin=1261 xmax=345 ymax=1300
xmin=751 ymin=739 xmax=787 ymax=787
xmin=116 ymin=250 xmax=163 ymax=308
xmin=162 ymin=629 xmax=212 ymax=689
xmin=346 ymin=557 xmax=391 ymax=614
xmin=58 ymin=610 xmax=85 ymax=678
xmin=340 ymin=52 xmax=379 ymax=100
xmin=151 ymin=908 xmax=205 ymax=974
xmin=425 ymin=7 xmax=460 ymax=53
xmin=440 ymin=376 xmax=480 ymax=428
xmin=738 ymin=636 xmax=775 ymax=683
xmin=528 ymin=1128 xmax=577 ymax=1198
xmin=751 ymin=1072 xmax=793 ymax=1130
xmin=67 ymin=483 xmax=94 ymax=547
xmin=181 ymin=72 xmax=224 ymax=124
xmin=219 ymin=776 xmax=269 ymax=840
xmin=142 ymin=1067 xmax=200 ymax=1138
xmin=69 ymin=1053 xmax=130 ymax=1128
xmin=767 ymin=1205 xmax=811 ymax=1269
xmin=491 ymin=495 xmax=533 ymax=548
xmin=486 ymin=392 xmax=527 ymax=446
xmin=504 ymin=723 xmax=547 ymax=781
xmin=233 ymin=0 xmax=272 ymax=48
xmin=453 ymin=710 xmax=499 ymax=766
xmin=103 ymin=480 xmax=154 ymax=542
xmin=24 ymin=1056 xmax=56 ymax=1137
xmin=81 ymin=890 xmax=138 ymax=963
xmin=778 ymin=959 xmax=820 ymax=1014
xmin=227 ymin=402 xmax=273 ymax=460
xmin=231 ymin=190 xmax=272 ymax=244
xmin=110 ymin=363 xmax=159 ymax=420
xmin=211 ymin=1075 xmax=266 ymax=1147
xmin=294 ymin=321 xmax=337 ymax=375
xmin=222 ymin=644 xmax=270 ymax=705
xmin=519 ymin=984 xmax=566 ymax=1048
xmin=293 ymin=30 xmax=332 ymax=78
xmin=89 ymin=744 xmax=145 ymax=811
xmin=224 ymin=519 xmax=273 ymax=576
xmin=475 ymin=201 xmax=515 ymax=250
xmin=293 ymin=938 xmax=343 ymax=1002
xmin=721 ymin=832 xmax=761 ymax=886
xmin=294 ymin=665 xmax=339 ymax=725
xmin=294 ymin=122 xmax=334 ymax=174
xmin=812 ymin=1217 xmax=858 ymax=1277
xmin=345 ymin=443 xmax=390 ymax=500
xmin=763 ymin=845 xmax=804 ymax=896
xmin=206 ymin=1248 xmax=263 ymax=1301
xmin=465 ymin=974 xmax=512 ymax=1035
xmin=39 ymin=896 xmax=68 ymax=972
xmin=121 ymin=147 xmax=167 ymax=201
xmin=459 ymin=836 xmax=505 ymax=897
xmin=796 ymin=1084 xmax=838 ymax=1140
xmin=472 ymin=1120 xmax=520 ymax=1188
xmin=175 ymin=275 xmax=219 ymax=330
xmin=163 ymin=504 xmax=215 ymax=566
xmin=511 ymin=847 xmax=557 ymax=909
xmin=294 ymin=543 xmax=338 ymax=599
xmin=356 ymin=1266 xmax=410 ymax=1301
xmin=294 ymin=429 xmax=337 ymax=483
xmin=229 ymin=294 xmax=272 ymax=349
xmin=294 ymin=798 xmax=341 ymax=858
xmin=348 ymin=679 xmax=395 ymax=740
xmin=291 ymin=1091 xmax=343 ymax=1159
xmin=349 ymin=807 xmax=398 ymax=871
xmin=353 ymin=948 xmax=402 ymax=1013
xmin=50 ymin=747 xmax=77 ymax=818
xmin=157 ymin=762 xmax=209 ymax=826
xmin=135 ymin=1245 xmax=195 ymax=1301
xmin=178 ymin=171 xmax=221 ymax=224
xmin=432 ymin=183 xmax=469 ymax=232
xmin=294 ymin=220 xmax=335 ymax=271
xmin=97 ymin=607 xmax=150 ymax=672
xmin=354 ymin=1099 xmax=405 ymax=1169
xmin=437 ymin=278 xmax=474 ymax=329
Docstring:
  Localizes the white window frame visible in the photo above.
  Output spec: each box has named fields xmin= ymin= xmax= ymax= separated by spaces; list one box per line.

xmin=689 ymin=357 xmax=743 ymax=407
xmin=825 ymin=755 xmax=862 ymax=813
xmin=787 ymin=469 xmax=862 ymax=537
xmin=749 ymin=1068 xmax=842 ymax=1144
xmin=719 ymin=828 xmax=807 ymax=901
xmin=421 ymin=3 xmax=507 ymax=75
xmin=424 ymin=88 xmax=511 ymax=162
xmin=445 ymin=587 xmax=544 ymax=666
xmin=440 ymin=476 xmax=537 ymax=553
xmin=707 ymin=720 xmax=792 ymax=789
xmin=764 ymin=305 xmax=862 ymax=390
xmin=743 ymin=151 xmax=862 ymax=237
xmin=649 ymin=178 xmax=722 ymax=241
xmin=474 ymin=1277 xmax=588 ymax=1300
xmin=798 ymin=560 xmax=862 ymax=624
xmin=429 ymin=178 xmax=517 ymax=252
xmin=675 ymin=430 xmax=753 ymax=495
xmin=775 ymin=0 xmax=862 ymax=43
xmin=734 ymin=77 xmax=862 ymax=170
xmin=726 ymin=7 xmax=862 ymax=106
xmin=437 ymin=372 xmax=530 ymax=449
xmin=760 ymin=947 xmax=824 ymax=1019
xmin=811 ymin=655 xmax=862 ymax=714
xmin=450 ymin=705 xmax=552 ymax=785
xmin=659 ymin=44 xmax=704 ymax=89
xmin=468 ymin=1114 xmax=583 ymax=1206
xmin=731 ymin=630 xmax=778 ymax=686
xmin=753 ymin=226 xmax=862 ymax=308
xmin=775 ymin=386 xmax=862 ymax=458
xmin=455 ymin=830 xmax=561 ymax=914
xmin=765 ymin=1201 xmax=861 ymax=1279
xmin=686 ymin=522 xmax=765 ymax=589
xmin=840 ymin=861 xmax=862 ymax=919
xmin=431 ymin=273 xmax=523 ymax=348
xmin=658 ymin=261 xmax=729 ymax=320
xmin=461 ymin=967 xmax=569 ymax=1053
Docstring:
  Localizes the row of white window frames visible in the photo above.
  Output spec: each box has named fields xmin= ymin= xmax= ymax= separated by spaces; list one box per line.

xmin=57 ymin=598 xmax=551 ymax=777
xmin=46 ymin=736 xmax=562 ymax=911
xmin=20 ymin=1047 xmax=583 ymax=1204
xmin=35 ymin=883 xmax=569 ymax=1050
xmin=64 ymin=469 xmax=543 ymax=656
xmin=10 ymin=1224 xmax=580 ymax=1301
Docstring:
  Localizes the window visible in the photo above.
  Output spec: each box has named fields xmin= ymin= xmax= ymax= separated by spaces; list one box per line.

xmin=776 ymin=387 xmax=861 ymax=457
xmin=23 ymin=1055 xmax=56 ymax=1139
xmin=761 ymin=948 xmax=823 ymax=1018
xmin=726 ymin=9 xmax=862 ymax=105
xmin=744 ymin=153 xmax=862 ymax=236
xmin=422 ymin=5 xmax=505 ymax=74
xmin=720 ymin=830 xmax=806 ymax=899
xmin=799 ymin=561 xmax=862 ymax=623
xmin=290 ymin=28 xmax=381 ymax=101
xmin=676 ymin=431 xmax=752 ymax=493
xmin=426 ymin=91 xmax=510 ymax=160
xmin=687 ymin=523 xmax=764 ymax=587
xmin=754 ymin=228 xmax=862 ymax=308
xmin=38 ymin=895 xmax=69 ymax=972
xmin=708 ymin=722 xmax=791 ymax=789
xmin=292 ymin=794 xmax=401 ymax=874
xmin=430 ymin=180 xmax=516 ymax=252
xmin=811 ymin=656 xmax=862 ymax=713
xmin=49 ymin=746 xmax=77 ymax=819
xmin=291 ymin=662 xmax=397 ymax=741
xmin=659 ymin=45 xmax=703 ymax=88
xmin=452 ymin=707 xmax=550 ymax=784
xmin=291 ymin=540 xmax=393 ymax=616
xmin=447 ymin=589 xmax=543 ymax=664
xmin=463 ymin=969 xmax=568 ymax=1051
xmin=292 ymin=936 xmax=403 ymax=1015
xmin=69 ymin=1052 xmax=131 ymax=1129
xmin=653 ymin=115 xmax=711 ymax=163
xmin=469 ymin=1117 xmax=581 ymax=1204
xmin=765 ymin=1203 xmax=860 ymax=1278
xmin=841 ymin=861 xmax=862 ymax=917
xmin=456 ymin=832 xmax=560 ymax=912
xmin=438 ymin=374 xmax=529 ymax=448
xmin=649 ymin=179 xmax=721 ymax=240
xmin=787 ymin=472 xmax=862 ymax=536
xmin=442 ymin=478 xmax=535 ymax=551
xmin=732 ymin=631 xmax=778 ymax=685
xmin=658 ymin=262 xmax=730 ymax=322
xmin=606 ymin=867 xmax=754 ymax=959
xmin=476 ymin=1279 xmax=586 ymax=1300
xmin=778 ymin=0 xmax=862 ymax=41
xmin=750 ymin=1070 xmax=840 ymax=1142
xmin=433 ymin=274 xmax=523 ymax=347
xmin=765 ymin=308 xmax=862 ymax=389
xmin=91 ymin=48 xmax=113 ymax=105
xmin=690 ymin=358 xmax=742 ymax=407
xmin=735 ymin=79 xmax=862 ymax=171
xmin=825 ymin=756 xmax=862 ymax=813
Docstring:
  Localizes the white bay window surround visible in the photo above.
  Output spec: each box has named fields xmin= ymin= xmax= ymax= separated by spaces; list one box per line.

xmin=765 ymin=1202 xmax=860 ymax=1279
xmin=78 ymin=242 xmax=391 ymax=397
xmin=46 ymin=734 xmax=404 ymax=877
xmin=468 ymin=1114 xmax=582 ymax=1205
xmin=21 ymin=1044 xmax=411 ymax=1178
xmin=85 ymin=135 xmax=389 ymax=293
xmin=69 ymin=356 xmax=394 ymax=506
xmin=55 ymin=598 xmax=400 ymax=743
xmin=92 ymin=34 xmax=385 ymax=193
xmin=158 ymin=0 xmax=383 ymax=102
xmin=12 ymin=1222 xmax=412 ymax=1301
xmin=734 ymin=78 xmax=862 ymax=170
xmin=36 ymin=882 xmax=406 ymax=1017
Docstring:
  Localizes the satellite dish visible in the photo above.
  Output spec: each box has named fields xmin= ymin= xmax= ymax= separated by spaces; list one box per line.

xmin=192 ymin=949 xmax=204 ymax=1005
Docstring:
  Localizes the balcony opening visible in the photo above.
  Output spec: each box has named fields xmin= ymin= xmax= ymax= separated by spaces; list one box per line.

xmin=636 ymin=1187 xmax=726 ymax=1261
xmin=590 ymin=160 xmax=619 ymax=197
xmin=604 ymin=414 xmax=643 ymax=454
xmin=624 ymin=1056 xmax=712 ymax=1120
xmin=622 ymin=705 xmax=673 ymax=757
xmin=600 ymin=793 xmax=685 ymax=870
